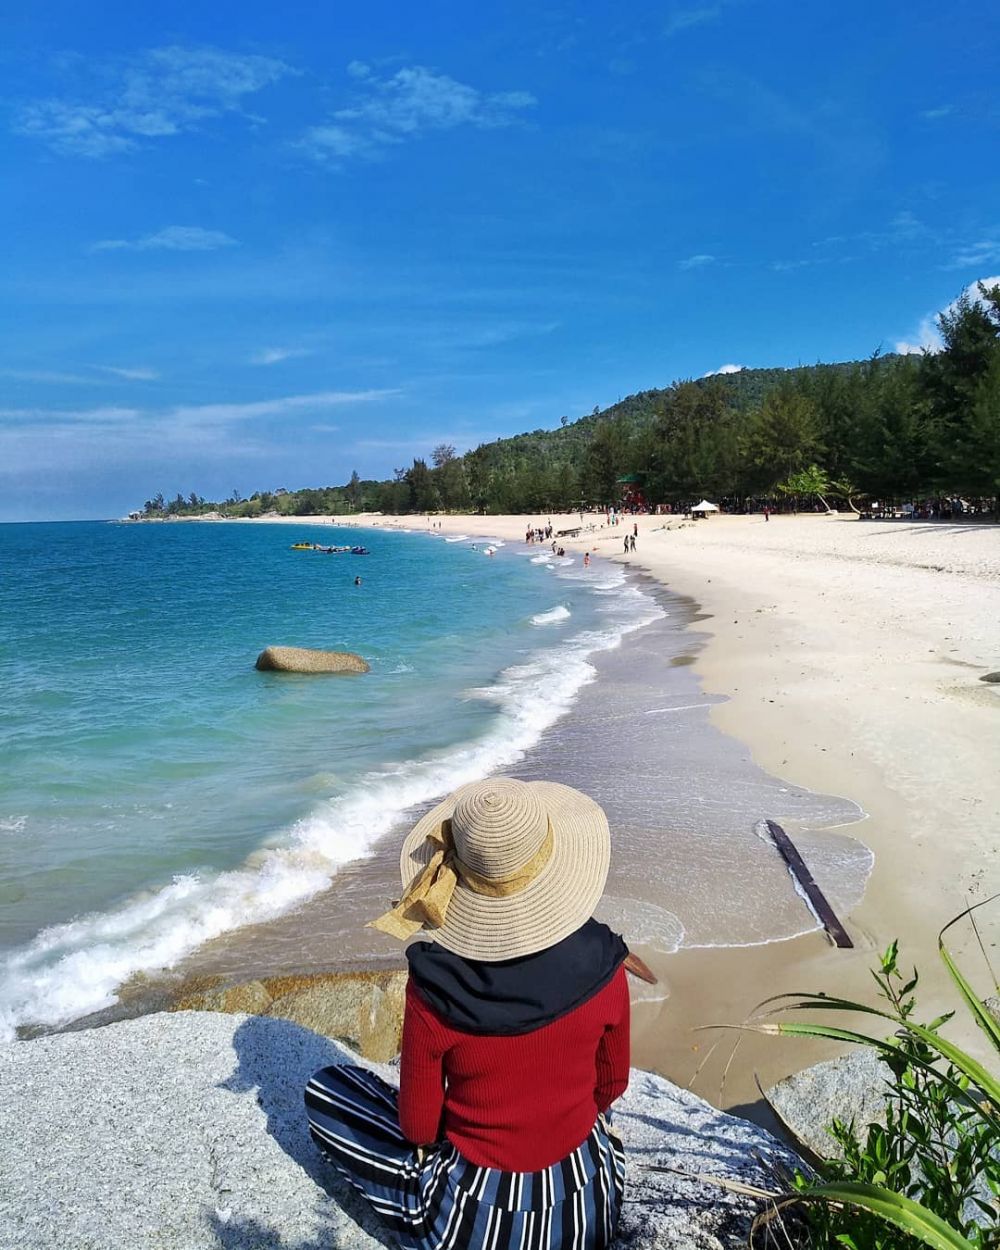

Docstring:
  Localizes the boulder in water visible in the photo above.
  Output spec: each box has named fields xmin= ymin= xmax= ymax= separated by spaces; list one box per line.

xmin=980 ymin=672 xmax=1000 ymax=684
xmin=255 ymin=645 xmax=369 ymax=674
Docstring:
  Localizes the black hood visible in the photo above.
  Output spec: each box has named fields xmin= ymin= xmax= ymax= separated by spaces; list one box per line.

xmin=406 ymin=919 xmax=628 ymax=1036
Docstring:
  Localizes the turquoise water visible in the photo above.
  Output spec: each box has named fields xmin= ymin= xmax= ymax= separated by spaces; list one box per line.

xmin=0 ymin=520 xmax=662 ymax=1037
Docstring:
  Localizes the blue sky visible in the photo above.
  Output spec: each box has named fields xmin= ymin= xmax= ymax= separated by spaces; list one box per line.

xmin=2 ymin=1 xmax=998 ymax=520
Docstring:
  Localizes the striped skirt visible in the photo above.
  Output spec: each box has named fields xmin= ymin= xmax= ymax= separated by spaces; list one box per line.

xmin=304 ymin=1065 xmax=626 ymax=1250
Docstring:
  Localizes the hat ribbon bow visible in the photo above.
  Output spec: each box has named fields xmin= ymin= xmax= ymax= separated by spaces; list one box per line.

xmin=369 ymin=818 xmax=553 ymax=940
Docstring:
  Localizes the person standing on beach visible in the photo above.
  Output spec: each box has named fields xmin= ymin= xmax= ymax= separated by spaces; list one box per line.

xmin=305 ymin=778 xmax=629 ymax=1250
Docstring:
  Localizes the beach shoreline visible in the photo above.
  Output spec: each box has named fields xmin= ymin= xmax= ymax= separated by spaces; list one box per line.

xmin=191 ymin=510 xmax=1000 ymax=1094
xmin=111 ymin=510 xmax=1000 ymax=1111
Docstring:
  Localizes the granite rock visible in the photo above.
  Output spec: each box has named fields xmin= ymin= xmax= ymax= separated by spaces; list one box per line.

xmin=0 ymin=1012 xmax=799 ymax=1250
xmin=173 ymin=970 xmax=407 ymax=1063
xmin=766 ymin=1048 xmax=890 ymax=1160
xmin=255 ymin=646 xmax=370 ymax=674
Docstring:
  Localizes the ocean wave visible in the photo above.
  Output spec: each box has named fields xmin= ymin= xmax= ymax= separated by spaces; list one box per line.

xmin=530 ymin=605 xmax=571 ymax=626
xmin=0 ymin=816 xmax=28 ymax=835
xmin=529 ymin=554 xmax=552 ymax=564
xmin=444 ymin=536 xmax=469 ymax=543
xmin=0 ymin=573 xmax=665 ymax=1041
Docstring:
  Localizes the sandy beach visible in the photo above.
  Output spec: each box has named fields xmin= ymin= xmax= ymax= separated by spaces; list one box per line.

xmin=217 ymin=509 xmax=1000 ymax=1108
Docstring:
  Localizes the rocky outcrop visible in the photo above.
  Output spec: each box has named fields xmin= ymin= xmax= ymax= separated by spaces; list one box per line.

xmin=255 ymin=646 xmax=370 ymax=674
xmin=0 ymin=1012 xmax=800 ymax=1250
xmin=765 ymin=1048 xmax=889 ymax=1159
xmin=172 ymin=970 xmax=407 ymax=1062
xmin=980 ymin=672 xmax=1000 ymax=684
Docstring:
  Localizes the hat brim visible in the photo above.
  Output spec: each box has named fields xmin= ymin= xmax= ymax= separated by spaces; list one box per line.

xmin=398 ymin=779 xmax=610 ymax=961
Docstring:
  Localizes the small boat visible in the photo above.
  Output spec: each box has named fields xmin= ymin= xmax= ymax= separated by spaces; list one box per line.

xmin=350 ymin=546 xmax=370 ymax=555
xmin=290 ymin=543 xmax=314 ymax=550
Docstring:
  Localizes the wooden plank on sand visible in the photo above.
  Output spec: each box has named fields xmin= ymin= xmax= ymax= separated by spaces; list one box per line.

xmin=762 ymin=819 xmax=854 ymax=949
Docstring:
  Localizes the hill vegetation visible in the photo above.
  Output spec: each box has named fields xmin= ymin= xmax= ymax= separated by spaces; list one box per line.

xmin=142 ymin=283 xmax=1000 ymax=519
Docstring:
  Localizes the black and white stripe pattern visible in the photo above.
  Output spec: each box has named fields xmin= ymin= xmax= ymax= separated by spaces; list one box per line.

xmin=304 ymin=1065 xmax=625 ymax=1250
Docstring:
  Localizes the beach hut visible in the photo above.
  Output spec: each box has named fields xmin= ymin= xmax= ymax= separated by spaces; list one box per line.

xmin=691 ymin=499 xmax=720 ymax=516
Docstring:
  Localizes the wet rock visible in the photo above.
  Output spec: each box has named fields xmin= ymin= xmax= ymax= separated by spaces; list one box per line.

xmin=255 ymin=646 xmax=370 ymax=674
xmin=172 ymin=970 xmax=406 ymax=1062
xmin=980 ymin=672 xmax=1000 ymax=683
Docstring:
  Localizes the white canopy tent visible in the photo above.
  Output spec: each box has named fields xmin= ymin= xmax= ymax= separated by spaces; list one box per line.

xmin=690 ymin=499 xmax=720 ymax=513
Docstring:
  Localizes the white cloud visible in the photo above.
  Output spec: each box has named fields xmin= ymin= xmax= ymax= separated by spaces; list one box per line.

xmin=0 ymin=389 xmax=398 ymax=432
xmin=15 ymin=45 xmax=293 ymax=158
xmin=894 ymin=316 xmax=943 ymax=355
xmin=679 ymin=253 xmax=715 ymax=270
xmin=0 ymin=389 xmax=401 ymax=489
xmin=92 ymin=226 xmax=238 ymax=253
xmin=664 ymin=6 xmax=722 ymax=37
xmin=250 ymin=346 xmax=312 ymax=366
xmin=946 ymin=240 xmax=1000 ymax=270
xmin=301 ymin=64 xmax=536 ymax=164
xmin=167 ymin=389 xmax=397 ymax=425
xmin=0 ymin=368 xmax=96 ymax=385
xmin=93 ymin=365 xmax=160 ymax=380
xmin=894 ymin=276 xmax=1000 ymax=355
xmin=702 ymin=363 xmax=746 ymax=376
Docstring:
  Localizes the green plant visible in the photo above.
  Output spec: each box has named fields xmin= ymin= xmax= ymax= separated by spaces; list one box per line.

xmin=755 ymin=900 xmax=1000 ymax=1248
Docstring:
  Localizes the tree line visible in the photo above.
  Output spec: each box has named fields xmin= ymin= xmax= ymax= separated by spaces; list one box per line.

xmin=142 ymin=282 xmax=1000 ymax=519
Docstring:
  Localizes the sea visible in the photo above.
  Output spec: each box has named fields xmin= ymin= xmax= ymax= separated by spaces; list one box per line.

xmin=0 ymin=519 xmax=874 ymax=1040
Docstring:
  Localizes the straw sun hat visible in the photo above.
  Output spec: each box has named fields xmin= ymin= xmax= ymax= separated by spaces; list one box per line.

xmin=370 ymin=777 xmax=611 ymax=961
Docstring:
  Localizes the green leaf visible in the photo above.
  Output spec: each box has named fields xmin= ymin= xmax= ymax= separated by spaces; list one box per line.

xmin=763 ymin=1022 xmax=1000 ymax=1136
xmin=798 ymin=1181 xmax=977 ymax=1250
xmin=938 ymin=922 xmax=1000 ymax=1055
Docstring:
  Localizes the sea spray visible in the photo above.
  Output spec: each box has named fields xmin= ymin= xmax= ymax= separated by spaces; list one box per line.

xmin=530 ymin=605 xmax=571 ymax=626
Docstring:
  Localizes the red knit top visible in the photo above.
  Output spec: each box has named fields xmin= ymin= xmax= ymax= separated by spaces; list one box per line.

xmin=398 ymin=966 xmax=630 ymax=1171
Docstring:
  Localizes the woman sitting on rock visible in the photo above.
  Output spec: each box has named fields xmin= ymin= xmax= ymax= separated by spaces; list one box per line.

xmin=305 ymin=776 xmax=630 ymax=1250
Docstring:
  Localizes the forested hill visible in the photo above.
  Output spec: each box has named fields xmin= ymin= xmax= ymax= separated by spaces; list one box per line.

xmin=491 ymin=359 xmax=865 ymax=463
xmin=141 ymin=283 xmax=1000 ymax=517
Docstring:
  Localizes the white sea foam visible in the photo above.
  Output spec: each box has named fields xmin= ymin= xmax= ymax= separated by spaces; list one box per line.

xmin=0 ymin=816 xmax=28 ymax=835
xmin=444 ymin=535 xmax=469 ymax=543
xmin=530 ymin=605 xmax=571 ymax=626
xmin=595 ymin=896 xmax=685 ymax=955
xmin=529 ymin=554 xmax=551 ymax=564
xmin=0 ymin=565 xmax=665 ymax=1040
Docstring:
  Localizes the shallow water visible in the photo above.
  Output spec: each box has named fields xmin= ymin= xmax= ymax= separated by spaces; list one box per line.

xmin=1 ymin=521 xmax=872 ymax=1037
xmin=0 ymin=521 xmax=659 ymax=1036
xmin=168 ymin=576 xmax=872 ymax=991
